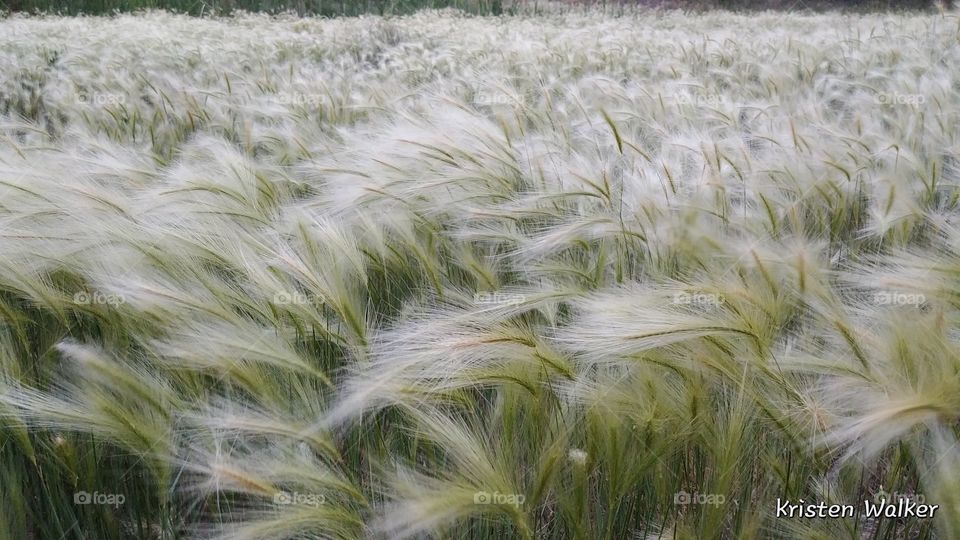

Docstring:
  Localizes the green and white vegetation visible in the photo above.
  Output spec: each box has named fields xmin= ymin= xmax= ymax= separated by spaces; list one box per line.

xmin=1 ymin=6 xmax=960 ymax=539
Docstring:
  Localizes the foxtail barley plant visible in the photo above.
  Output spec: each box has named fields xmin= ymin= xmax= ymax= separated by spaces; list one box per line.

xmin=1 ymin=6 xmax=960 ymax=539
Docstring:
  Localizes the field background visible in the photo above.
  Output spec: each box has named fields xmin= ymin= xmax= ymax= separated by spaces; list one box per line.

xmin=2 ymin=5 xmax=960 ymax=540
xmin=0 ymin=0 xmax=949 ymax=16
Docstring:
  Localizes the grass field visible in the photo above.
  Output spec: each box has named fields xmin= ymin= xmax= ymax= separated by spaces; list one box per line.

xmin=0 ymin=0 xmax=946 ymax=16
xmin=1 ymin=7 xmax=960 ymax=539
xmin=0 ymin=0 xmax=510 ymax=16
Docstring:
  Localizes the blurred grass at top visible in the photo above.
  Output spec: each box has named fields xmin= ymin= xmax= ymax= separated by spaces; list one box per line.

xmin=0 ymin=0 xmax=947 ymax=16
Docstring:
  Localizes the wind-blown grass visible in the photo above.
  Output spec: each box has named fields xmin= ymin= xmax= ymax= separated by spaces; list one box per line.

xmin=1 ymin=7 xmax=960 ymax=539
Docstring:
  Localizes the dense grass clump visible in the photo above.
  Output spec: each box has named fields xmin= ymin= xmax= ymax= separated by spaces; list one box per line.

xmin=1 ymin=7 xmax=959 ymax=539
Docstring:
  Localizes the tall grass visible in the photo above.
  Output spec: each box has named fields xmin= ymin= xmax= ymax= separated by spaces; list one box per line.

xmin=1 ymin=0 xmax=508 ymax=16
xmin=1 ymin=7 xmax=959 ymax=539
xmin=0 ymin=0 xmax=945 ymax=16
